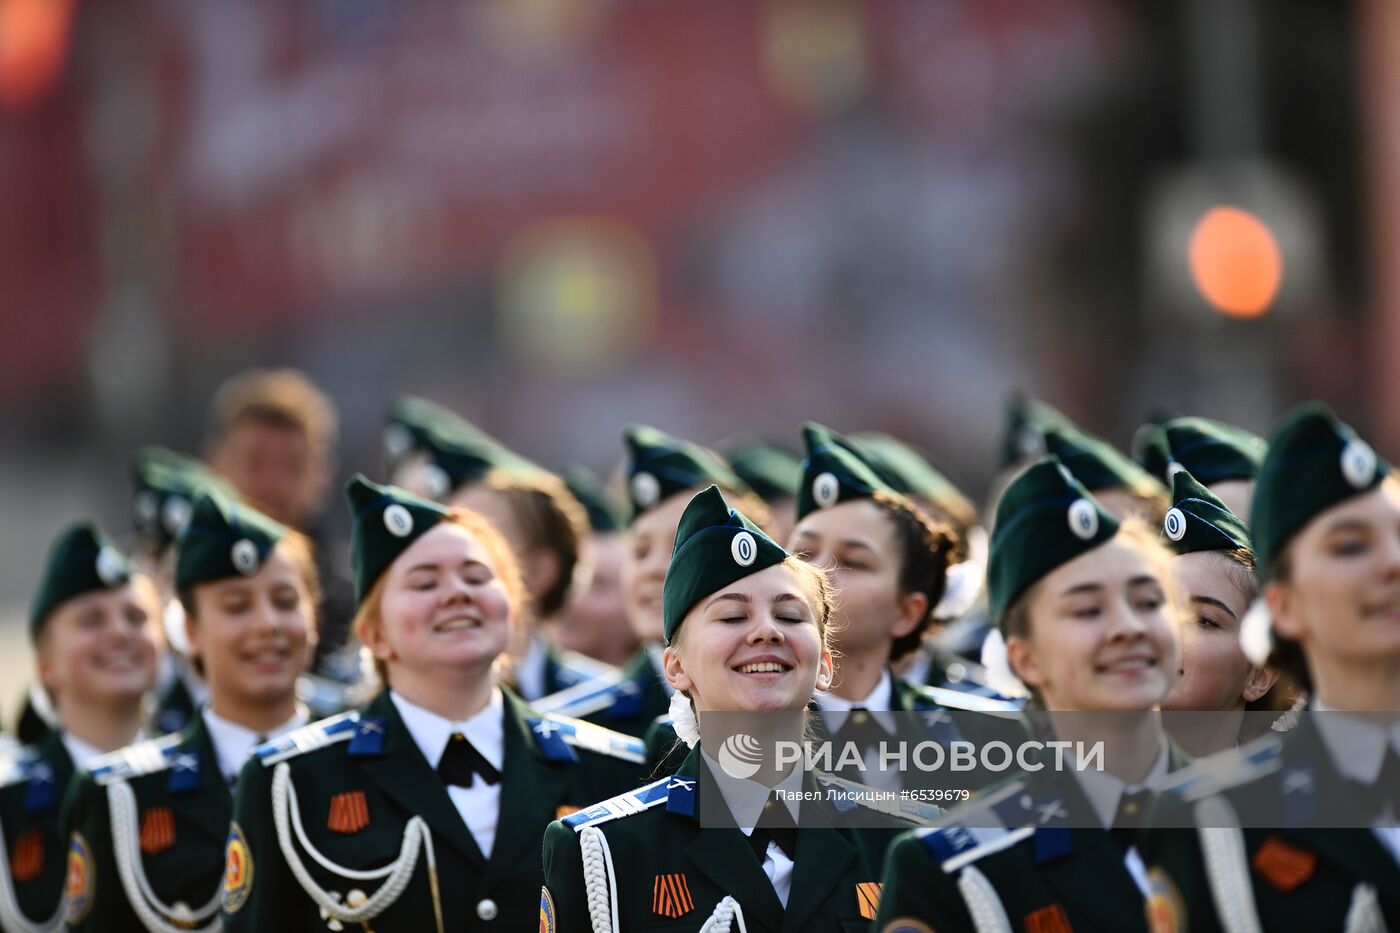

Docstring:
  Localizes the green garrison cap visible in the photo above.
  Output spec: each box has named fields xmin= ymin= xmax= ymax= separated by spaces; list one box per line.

xmin=1251 ymin=402 xmax=1390 ymax=579
xmin=1043 ymin=423 xmax=1166 ymax=495
xmin=661 ymin=486 xmax=788 ymax=644
xmin=346 ymin=474 xmax=453 ymax=602
xmin=988 ymin=457 xmax=1121 ymax=624
xmin=623 ymin=425 xmax=746 ymax=518
xmin=851 ymin=432 xmax=977 ymax=523
xmin=1137 ymin=416 xmax=1267 ymax=486
xmin=1162 ymin=470 xmax=1251 ymax=555
xmin=175 ymin=491 xmax=288 ymax=591
xmin=725 ymin=443 xmax=802 ymax=503
xmin=385 ymin=396 xmax=543 ymax=500
xmin=795 ymin=422 xmax=901 ymax=521
xmin=564 ymin=465 xmax=625 ymax=533
xmin=30 ymin=522 xmax=133 ymax=637
xmin=1000 ymin=392 xmax=1075 ymax=468
xmin=131 ymin=447 xmax=231 ymax=553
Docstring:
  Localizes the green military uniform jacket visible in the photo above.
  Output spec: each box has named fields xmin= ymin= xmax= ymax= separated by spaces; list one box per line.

xmin=542 ymin=746 xmax=911 ymax=933
xmin=0 ymin=731 xmax=73 ymax=931
xmin=62 ymin=715 xmax=230 ymax=932
xmin=1139 ymin=718 xmax=1400 ymax=932
xmin=875 ymin=743 xmax=1191 ymax=933
xmin=222 ymin=688 xmax=645 ymax=932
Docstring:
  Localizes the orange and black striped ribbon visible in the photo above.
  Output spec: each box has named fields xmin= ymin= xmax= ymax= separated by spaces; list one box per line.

xmin=651 ymin=873 xmax=694 ymax=918
xmin=327 ymin=791 xmax=370 ymax=834
xmin=1025 ymin=903 xmax=1073 ymax=933
xmin=10 ymin=829 xmax=43 ymax=882
xmin=855 ymin=881 xmax=882 ymax=920
xmin=139 ymin=807 xmax=176 ymax=855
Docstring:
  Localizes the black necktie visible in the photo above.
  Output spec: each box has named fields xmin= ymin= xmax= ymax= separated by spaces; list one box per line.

xmin=1111 ymin=788 xmax=1153 ymax=854
xmin=438 ymin=732 xmax=501 ymax=788
xmin=748 ymin=790 xmax=798 ymax=864
xmin=833 ymin=708 xmax=892 ymax=753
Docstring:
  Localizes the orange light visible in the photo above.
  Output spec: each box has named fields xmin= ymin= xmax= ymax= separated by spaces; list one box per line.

xmin=1187 ymin=206 xmax=1283 ymax=318
xmin=0 ymin=0 xmax=76 ymax=111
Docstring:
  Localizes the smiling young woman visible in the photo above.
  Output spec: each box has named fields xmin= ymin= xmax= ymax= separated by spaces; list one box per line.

xmin=876 ymin=457 xmax=1192 ymax=933
xmin=542 ymin=486 xmax=914 ymax=933
xmin=63 ymin=492 xmax=320 ymax=933
xmin=1142 ymin=403 xmax=1400 ymax=932
xmin=220 ymin=476 xmax=642 ymax=933
xmin=0 ymin=523 xmax=158 ymax=933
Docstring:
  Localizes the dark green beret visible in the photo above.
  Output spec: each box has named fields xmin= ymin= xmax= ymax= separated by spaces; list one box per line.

xmin=346 ymin=474 xmax=453 ymax=602
xmin=988 ymin=457 xmax=1120 ymax=624
xmin=661 ymin=486 xmax=788 ymax=644
xmin=1162 ymin=470 xmax=1251 ymax=555
xmin=385 ymin=396 xmax=543 ymax=500
xmin=175 ymin=491 xmax=289 ymax=592
xmin=725 ymin=443 xmax=802 ymax=503
xmin=383 ymin=396 xmax=477 ymax=471
xmin=1000 ymin=392 xmax=1074 ymax=468
xmin=1251 ymin=402 xmax=1390 ymax=580
xmin=30 ymin=522 xmax=134 ymax=637
xmin=564 ymin=465 xmax=625 ymax=534
xmin=624 ymin=425 xmax=746 ymax=518
xmin=1043 ymin=424 xmax=1166 ymax=496
xmin=851 ymin=432 xmax=976 ymax=522
xmin=795 ymin=422 xmax=901 ymax=521
xmin=131 ymin=447 xmax=230 ymax=553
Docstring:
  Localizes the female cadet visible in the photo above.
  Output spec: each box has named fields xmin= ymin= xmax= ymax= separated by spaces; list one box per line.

xmin=385 ymin=396 xmax=609 ymax=701
xmin=63 ymin=491 xmax=317 ymax=933
xmin=542 ymin=485 xmax=910 ymax=932
xmin=0 ymin=523 xmax=158 ymax=933
xmin=1141 ymin=403 xmax=1400 ymax=932
xmin=1043 ymin=423 xmax=1172 ymax=525
xmin=875 ymin=456 xmax=1190 ymax=933
xmin=558 ymin=466 xmax=640 ymax=668
xmin=1156 ymin=471 xmax=1281 ymax=756
xmin=1134 ymin=416 xmax=1267 ymax=521
xmin=221 ymin=476 xmax=643 ymax=932
xmin=536 ymin=425 xmax=766 ymax=737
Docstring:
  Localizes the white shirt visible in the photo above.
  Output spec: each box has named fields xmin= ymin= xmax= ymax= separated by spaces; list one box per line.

xmin=1073 ymin=741 xmax=1170 ymax=896
xmin=1312 ymin=701 xmax=1400 ymax=866
xmin=702 ymin=751 xmax=802 ymax=908
xmin=513 ymin=634 xmax=549 ymax=702
xmin=391 ymin=690 xmax=505 ymax=859
xmin=61 ymin=734 xmax=106 ymax=770
xmin=814 ymin=670 xmax=901 ymax=792
xmin=202 ymin=707 xmax=307 ymax=785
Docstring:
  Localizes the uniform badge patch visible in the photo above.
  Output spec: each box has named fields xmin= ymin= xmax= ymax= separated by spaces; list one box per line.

xmin=1146 ymin=867 xmax=1184 ymax=933
xmin=140 ymin=806 xmax=176 ymax=854
xmin=10 ymin=829 xmax=43 ymax=883
xmin=539 ymin=886 xmax=556 ymax=933
xmin=555 ymin=804 xmax=580 ymax=820
xmin=327 ymin=791 xmax=370 ymax=834
xmin=1024 ymin=903 xmax=1072 ymax=933
xmin=1252 ymin=835 xmax=1316 ymax=892
xmin=222 ymin=823 xmax=254 ymax=915
xmin=652 ymin=872 xmax=694 ymax=918
xmin=65 ymin=833 xmax=95 ymax=925
xmin=880 ymin=920 xmax=935 ymax=933
xmin=855 ymin=881 xmax=882 ymax=920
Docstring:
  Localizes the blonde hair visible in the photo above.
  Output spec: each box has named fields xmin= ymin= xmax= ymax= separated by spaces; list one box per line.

xmin=352 ymin=509 xmax=524 ymax=684
xmin=206 ymin=368 xmax=338 ymax=450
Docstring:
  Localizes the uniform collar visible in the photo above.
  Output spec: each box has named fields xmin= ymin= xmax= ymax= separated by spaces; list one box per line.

xmin=391 ymin=688 xmax=505 ymax=773
xmin=202 ymin=705 xmax=308 ymax=783
xmin=813 ymin=669 xmax=898 ymax=733
xmin=1311 ymin=700 xmax=1400 ymax=785
xmin=1072 ymin=739 xmax=1170 ymax=829
xmin=698 ymin=749 xmax=802 ymax=832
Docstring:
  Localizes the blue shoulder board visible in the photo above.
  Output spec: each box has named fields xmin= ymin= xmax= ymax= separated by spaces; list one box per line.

xmin=255 ymin=712 xmax=361 ymax=766
xmin=87 ymin=733 xmax=186 ymax=786
xmin=913 ymin=779 xmax=1042 ymax=871
xmin=813 ymin=772 xmax=943 ymax=825
xmin=561 ymin=775 xmax=676 ymax=831
xmin=1156 ymin=733 xmax=1282 ymax=803
xmin=528 ymin=714 xmax=645 ymax=765
xmin=532 ymin=672 xmax=643 ymax=720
